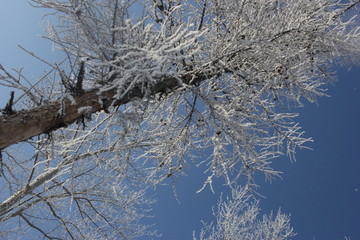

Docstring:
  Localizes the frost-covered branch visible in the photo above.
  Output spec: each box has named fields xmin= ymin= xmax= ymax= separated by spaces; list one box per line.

xmin=193 ymin=186 xmax=295 ymax=240
xmin=0 ymin=0 xmax=359 ymax=238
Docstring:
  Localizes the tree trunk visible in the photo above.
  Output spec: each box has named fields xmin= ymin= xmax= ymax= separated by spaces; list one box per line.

xmin=0 ymin=73 xmax=205 ymax=149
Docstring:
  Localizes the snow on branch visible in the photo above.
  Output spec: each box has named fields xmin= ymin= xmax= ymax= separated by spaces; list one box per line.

xmin=0 ymin=0 xmax=359 ymax=238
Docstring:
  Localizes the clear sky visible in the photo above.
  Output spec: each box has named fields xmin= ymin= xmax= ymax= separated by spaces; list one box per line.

xmin=0 ymin=1 xmax=359 ymax=240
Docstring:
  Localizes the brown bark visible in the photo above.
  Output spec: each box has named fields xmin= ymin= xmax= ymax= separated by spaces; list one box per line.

xmin=0 ymin=73 xmax=206 ymax=149
xmin=0 ymin=89 xmax=110 ymax=149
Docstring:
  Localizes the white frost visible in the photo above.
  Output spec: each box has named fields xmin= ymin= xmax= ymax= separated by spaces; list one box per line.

xmin=78 ymin=106 xmax=93 ymax=114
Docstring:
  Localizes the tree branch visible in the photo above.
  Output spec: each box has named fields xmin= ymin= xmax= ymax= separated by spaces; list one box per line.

xmin=0 ymin=72 xmax=207 ymax=149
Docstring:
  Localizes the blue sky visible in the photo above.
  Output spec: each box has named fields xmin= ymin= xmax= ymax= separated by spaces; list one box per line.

xmin=1 ymin=1 xmax=359 ymax=239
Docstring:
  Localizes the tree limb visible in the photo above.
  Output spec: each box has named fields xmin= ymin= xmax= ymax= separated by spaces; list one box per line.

xmin=0 ymin=72 xmax=207 ymax=149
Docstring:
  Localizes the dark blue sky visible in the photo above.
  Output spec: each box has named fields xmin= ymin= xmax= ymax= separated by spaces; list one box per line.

xmin=148 ymin=67 xmax=360 ymax=240
xmin=259 ymin=67 xmax=360 ymax=240
xmin=1 ymin=2 xmax=359 ymax=240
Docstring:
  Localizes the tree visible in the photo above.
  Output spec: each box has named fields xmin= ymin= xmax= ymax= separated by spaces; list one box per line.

xmin=193 ymin=186 xmax=295 ymax=240
xmin=0 ymin=0 xmax=359 ymax=239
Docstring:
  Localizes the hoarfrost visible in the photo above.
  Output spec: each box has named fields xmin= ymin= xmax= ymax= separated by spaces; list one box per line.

xmin=78 ymin=106 xmax=93 ymax=115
